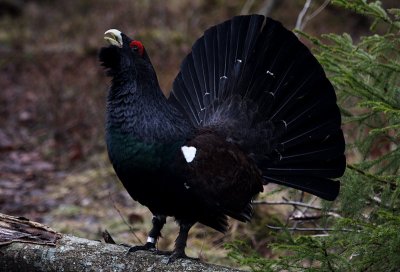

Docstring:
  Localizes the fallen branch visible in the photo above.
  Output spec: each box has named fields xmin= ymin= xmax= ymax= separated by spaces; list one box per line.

xmin=266 ymin=225 xmax=356 ymax=232
xmin=253 ymin=200 xmax=337 ymax=211
xmin=0 ymin=213 xmax=61 ymax=246
xmin=295 ymin=0 xmax=313 ymax=30
xmin=295 ymin=0 xmax=331 ymax=31
xmin=289 ymin=212 xmax=342 ymax=220
xmin=0 ymin=214 xmax=243 ymax=272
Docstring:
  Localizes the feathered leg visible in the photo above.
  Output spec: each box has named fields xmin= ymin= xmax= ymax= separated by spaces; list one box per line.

xmin=129 ymin=214 xmax=166 ymax=252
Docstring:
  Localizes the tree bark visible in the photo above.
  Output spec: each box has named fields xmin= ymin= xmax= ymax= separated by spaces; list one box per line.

xmin=0 ymin=233 xmax=244 ymax=272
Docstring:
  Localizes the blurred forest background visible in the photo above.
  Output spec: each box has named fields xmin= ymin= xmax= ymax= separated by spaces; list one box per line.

xmin=0 ymin=0 xmax=399 ymax=269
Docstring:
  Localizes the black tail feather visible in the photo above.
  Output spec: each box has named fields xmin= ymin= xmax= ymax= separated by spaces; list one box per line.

xmin=262 ymin=175 xmax=341 ymax=201
xmin=170 ymin=15 xmax=346 ymax=200
xmin=221 ymin=203 xmax=254 ymax=222
xmin=264 ymin=157 xmax=345 ymax=178
xmin=199 ymin=214 xmax=229 ymax=233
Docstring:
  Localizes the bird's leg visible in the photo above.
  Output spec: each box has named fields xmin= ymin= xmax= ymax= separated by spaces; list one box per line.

xmin=167 ymin=220 xmax=196 ymax=263
xmin=128 ymin=214 xmax=166 ymax=253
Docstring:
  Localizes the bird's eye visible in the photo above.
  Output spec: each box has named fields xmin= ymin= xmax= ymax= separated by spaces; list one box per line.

xmin=129 ymin=40 xmax=144 ymax=56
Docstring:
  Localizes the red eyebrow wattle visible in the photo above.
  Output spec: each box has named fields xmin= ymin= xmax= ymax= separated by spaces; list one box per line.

xmin=129 ymin=40 xmax=144 ymax=56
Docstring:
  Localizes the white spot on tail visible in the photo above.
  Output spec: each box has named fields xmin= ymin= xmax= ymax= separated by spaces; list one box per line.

xmin=282 ymin=120 xmax=287 ymax=129
xmin=181 ymin=146 xmax=197 ymax=163
xmin=184 ymin=182 xmax=190 ymax=189
xmin=147 ymin=236 xmax=155 ymax=244
xmin=266 ymin=70 xmax=275 ymax=76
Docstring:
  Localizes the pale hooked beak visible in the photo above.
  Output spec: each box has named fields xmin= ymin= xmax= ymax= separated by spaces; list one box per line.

xmin=104 ymin=29 xmax=123 ymax=48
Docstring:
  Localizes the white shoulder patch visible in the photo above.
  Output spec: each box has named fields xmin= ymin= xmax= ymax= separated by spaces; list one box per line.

xmin=181 ymin=145 xmax=197 ymax=163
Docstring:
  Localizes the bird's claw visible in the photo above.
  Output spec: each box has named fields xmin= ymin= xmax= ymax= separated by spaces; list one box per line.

xmin=127 ymin=242 xmax=156 ymax=253
xmin=154 ymin=250 xmax=172 ymax=256
xmin=119 ymin=243 xmax=131 ymax=248
xmin=165 ymin=251 xmax=199 ymax=264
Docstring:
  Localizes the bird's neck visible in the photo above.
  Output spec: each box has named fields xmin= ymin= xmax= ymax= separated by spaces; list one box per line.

xmin=106 ymin=74 xmax=192 ymax=144
xmin=106 ymin=75 xmax=193 ymax=173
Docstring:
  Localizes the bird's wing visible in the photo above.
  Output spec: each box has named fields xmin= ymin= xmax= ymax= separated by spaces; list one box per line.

xmin=175 ymin=129 xmax=263 ymax=231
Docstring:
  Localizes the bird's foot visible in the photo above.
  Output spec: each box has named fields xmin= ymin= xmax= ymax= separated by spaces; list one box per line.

xmin=127 ymin=242 xmax=156 ymax=253
xmin=119 ymin=243 xmax=132 ymax=248
xmin=154 ymin=250 xmax=172 ymax=256
xmin=165 ymin=250 xmax=199 ymax=264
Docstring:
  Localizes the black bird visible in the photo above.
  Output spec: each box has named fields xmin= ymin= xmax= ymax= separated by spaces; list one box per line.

xmin=99 ymin=15 xmax=346 ymax=261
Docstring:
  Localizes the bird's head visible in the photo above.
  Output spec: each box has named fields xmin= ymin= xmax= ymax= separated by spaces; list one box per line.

xmin=99 ymin=29 xmax=154 ymax=79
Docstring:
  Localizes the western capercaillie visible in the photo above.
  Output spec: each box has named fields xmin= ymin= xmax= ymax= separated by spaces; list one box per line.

xmin=99 ymin=15 xmax=346 ymax=262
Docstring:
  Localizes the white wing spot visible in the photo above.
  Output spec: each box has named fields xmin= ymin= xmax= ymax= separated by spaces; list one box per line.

xmin=220 ymin=75 xmax=228 ymax=79
xmin=181 ymin=146 xmax=197 ymax=163
xmin=236 ymin=59 xmax=242 ymax=63
xmin=184 ymin=182 xmax=191 ymax=189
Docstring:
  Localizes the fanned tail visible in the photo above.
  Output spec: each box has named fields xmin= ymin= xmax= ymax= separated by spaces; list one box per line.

xmin=170 ymin=15 xmax=345 ymax=201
